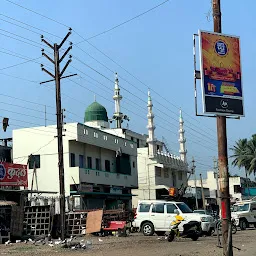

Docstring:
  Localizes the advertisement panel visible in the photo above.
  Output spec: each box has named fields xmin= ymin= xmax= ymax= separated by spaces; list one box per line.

xmin=199 ymin=30 xmax=244 ymax=116
xmin=0 ymin=162 xmax=28 ymax=187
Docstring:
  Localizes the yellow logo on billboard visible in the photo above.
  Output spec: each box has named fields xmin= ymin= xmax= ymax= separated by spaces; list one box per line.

xmin=220 ymin=82 xmax=240 ymax=95
xmin=207 ymin=83 xmax=216 ymax=92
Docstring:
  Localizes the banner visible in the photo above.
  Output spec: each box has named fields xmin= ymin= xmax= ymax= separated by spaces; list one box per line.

xmin=0 ymin=162 xmax=28 ymax=187
xmin=199 ymin=30 xmax=244 ymax=116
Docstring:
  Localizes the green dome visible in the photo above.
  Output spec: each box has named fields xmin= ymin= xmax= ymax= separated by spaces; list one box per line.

xmin=84 ymin=101 xmax=108 ymax=122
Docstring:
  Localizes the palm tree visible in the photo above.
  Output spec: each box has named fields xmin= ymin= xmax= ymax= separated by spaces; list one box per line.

xmin=230 ymin=138 xmax=250 ymax=195
xmin=230 ymin=138 xmax=250 ymax=176
xmin=245 ymin=135 xmax=256 ymax=175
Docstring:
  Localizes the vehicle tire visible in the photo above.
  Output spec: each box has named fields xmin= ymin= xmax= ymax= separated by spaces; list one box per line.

xmin=232 ymin=224 xmax=237 ymax=235
xmin=142 ymin=222 xmax=154 ymax=236
xmin=239 ymin=219 xmax=247 ymax=230
xmin=155 ymin=231 xmax=166 ymax=236
xmin=167 ymin=232 xmax=175 ymax=242
xmin=191 ymin=235 xmax=199 ymax=241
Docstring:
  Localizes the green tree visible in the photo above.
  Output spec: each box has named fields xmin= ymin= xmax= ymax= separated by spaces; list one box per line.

xmin=245 ymin=134 xmax=256 ymax=175
xmin=230 ymin=138 xmax=250 ymax=177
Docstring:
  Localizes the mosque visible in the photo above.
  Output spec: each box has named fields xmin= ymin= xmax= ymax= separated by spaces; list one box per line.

xmin=12 ymin=73 xmax=189 ymax=210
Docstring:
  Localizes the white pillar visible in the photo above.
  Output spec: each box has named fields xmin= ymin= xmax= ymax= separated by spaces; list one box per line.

xmin=179 ymin=109 xmax=187 ymax=163
xmin=113 ymin=73 xmax=123 ymax=128
xmin=147 ymin=90 xmax=156 ymax=156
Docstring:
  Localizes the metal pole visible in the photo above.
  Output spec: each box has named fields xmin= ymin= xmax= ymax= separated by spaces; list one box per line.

xmin=212 ymin=1 xmax=233 ymax=255
xmin=54 ymin=43 xmax=65 ymax=241
xmin=192 ymin=158 xmax=198 ymax=209
xmin=200 ymin=174 xmax=206 ymax=210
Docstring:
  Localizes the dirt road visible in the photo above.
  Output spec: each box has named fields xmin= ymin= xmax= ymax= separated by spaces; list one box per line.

xmin=1 ymin=229 xmax=256 ymax=256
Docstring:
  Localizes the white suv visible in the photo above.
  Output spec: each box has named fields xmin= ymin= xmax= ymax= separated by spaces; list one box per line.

xmin=231 ymin=200 xmax=256 ymax=230
xmin=133 ymin=200 xmax=215 ymax=236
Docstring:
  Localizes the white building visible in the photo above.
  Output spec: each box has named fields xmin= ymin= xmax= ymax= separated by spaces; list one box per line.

xmin=13 ymin=112 xmax=138 ymax=210
xmin=188 ymin=171 xmax=246 ymax=202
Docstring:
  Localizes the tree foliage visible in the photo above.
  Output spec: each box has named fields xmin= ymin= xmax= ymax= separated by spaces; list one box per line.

xmin=230 ymin=134 xmax=256 ymax=176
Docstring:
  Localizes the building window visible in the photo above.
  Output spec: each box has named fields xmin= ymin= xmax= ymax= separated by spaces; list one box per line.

xmin=234 ymin=185 xmax=241 ymax=193
xmin=103 ymin=135 xmax=108 ymax=141
xmin=84 ymin=129 xmax=88 ymax=135
xmin=70 ymin=153 xmax=75 ymax=167
xmin=130 ymin=144 xmax=134 ymax=148
xmin=87 ymin=157 xmax=92 ymax=169
xmin=94 ymin=132 xmax=98 ymax=138
xmin=105 ymin=160 xmax=110 ymax=172
xmin=29 ymin=155 xmax=40 ymax=169
xmin=124 ymin=142 xmax=127 ymax=146
xmin=115 ymin=139 xmax=118 ymax=144
xmin=137 ymin=139 xmax=139 ymax=148
xmin=178 ymin=172 xmax=183 ymax=181
xmin=155 ymin=167 xmax=161 ymax=177
xmin=133 ymin=161 xmax=136 ymax=168
xmin=131 ymin=137 xmax=134 ymax=141
xmin=96 ymin=158 xmax=100 ymax=170
xmin=79 ymin=155 xmax=84 ymax=168
xmin=164 ymin=169 xmax=169 ymax=178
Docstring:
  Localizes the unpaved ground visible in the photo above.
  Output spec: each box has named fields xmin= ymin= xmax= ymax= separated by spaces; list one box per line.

xmin=1 ymin=230 xmax=256 ymax=256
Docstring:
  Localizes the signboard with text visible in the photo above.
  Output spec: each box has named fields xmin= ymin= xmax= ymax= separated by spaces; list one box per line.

xmin=0 ymin=162 xmax=28 ymax=187
xmin=199 ymin=30 xmax=244 ymax=116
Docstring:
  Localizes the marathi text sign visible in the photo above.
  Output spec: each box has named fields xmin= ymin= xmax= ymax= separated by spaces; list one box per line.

xmin=0 ymin=162 xmax=28 ymax=187
xmin=199 ymin=30 xmax=244 ymax=116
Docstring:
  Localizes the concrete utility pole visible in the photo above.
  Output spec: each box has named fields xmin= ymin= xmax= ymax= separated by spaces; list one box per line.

xmin=192 ymin=158 xmax=198 ymax=210
xmin=41 ymin=29 xmax=76 ymax=240
xmin=200 ymin=174 xmax=206 ymax=210
xmin=214 ymin=157 xmax=221 ymax=209
xmin=212 ymin=0 xmax=233 ymax=255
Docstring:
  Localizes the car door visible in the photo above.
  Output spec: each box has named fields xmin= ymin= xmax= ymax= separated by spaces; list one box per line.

xmin=250 ymin=203 xmax=256 ymax=223
xmin=150 ymin=203 xmax=166 ymax=229
xmin=164 ymin=203 xmax=178 ymax=229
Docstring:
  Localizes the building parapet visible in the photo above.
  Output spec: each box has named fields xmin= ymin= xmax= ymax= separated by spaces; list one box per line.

xmin=154 ymin=151 xmax=188 ymax=171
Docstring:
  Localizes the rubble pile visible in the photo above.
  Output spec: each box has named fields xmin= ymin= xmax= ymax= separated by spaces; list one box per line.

xmin=4 ymin=235 xmax=93 ymax=251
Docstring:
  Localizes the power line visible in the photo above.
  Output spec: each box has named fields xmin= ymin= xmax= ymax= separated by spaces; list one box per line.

xmin=79 ymin=0 xmax=170 ymax=41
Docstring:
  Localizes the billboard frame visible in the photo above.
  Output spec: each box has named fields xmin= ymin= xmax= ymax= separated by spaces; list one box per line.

xmin=198 ymin=30 xmax=245 ymax=117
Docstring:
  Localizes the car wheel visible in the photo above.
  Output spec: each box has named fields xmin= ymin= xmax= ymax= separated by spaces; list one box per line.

xmin=167 ymin=231 xmax=175 ymax=242
xmin=239 ymin=219 xmax=247 ymax=230
xmin=142 ymin=222 xmax=154 ymax=236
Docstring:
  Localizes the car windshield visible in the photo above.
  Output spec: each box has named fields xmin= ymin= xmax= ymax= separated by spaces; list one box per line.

xmin=233 ymin=203 xmax=249 ymax=212
xmin=176 ymin=203 xmax=193 ymax=213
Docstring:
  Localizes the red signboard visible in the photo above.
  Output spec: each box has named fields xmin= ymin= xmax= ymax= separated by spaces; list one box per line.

xmin=0 ymin=162 xmax=28 ymax=187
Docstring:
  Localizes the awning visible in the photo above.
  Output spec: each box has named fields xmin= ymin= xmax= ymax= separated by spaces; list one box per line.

xmin=70 ymin=191 xmax=135 ymax=197
xmin=0 ymin=200 xmax=17 ymax=206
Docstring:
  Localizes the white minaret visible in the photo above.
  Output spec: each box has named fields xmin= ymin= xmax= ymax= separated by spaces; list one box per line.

xmin=113 ymin=73 xmax=123 ymax=128
xmin=147 ymin=90 xmax=156 ymax=156
xmin=179 ymin=109 xmax=187 ymax=163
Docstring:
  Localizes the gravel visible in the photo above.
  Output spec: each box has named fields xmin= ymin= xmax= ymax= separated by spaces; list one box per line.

xmin=1 ymin=229 xmax=256 ymax=255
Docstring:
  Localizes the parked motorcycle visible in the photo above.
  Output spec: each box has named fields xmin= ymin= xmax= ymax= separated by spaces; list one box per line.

xmin=167 ymin=212 xmax=201 ymax=242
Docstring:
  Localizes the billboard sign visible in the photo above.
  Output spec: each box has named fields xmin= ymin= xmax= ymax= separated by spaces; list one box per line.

xmin=0 ymin=162 xmax=28 ymax=187
xmin=199 ymin=30 xmax=244 ymax=116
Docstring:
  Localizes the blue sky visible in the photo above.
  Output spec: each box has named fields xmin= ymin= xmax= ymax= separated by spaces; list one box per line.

xmin=0 ymin=0 xmax=255 ymax=177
